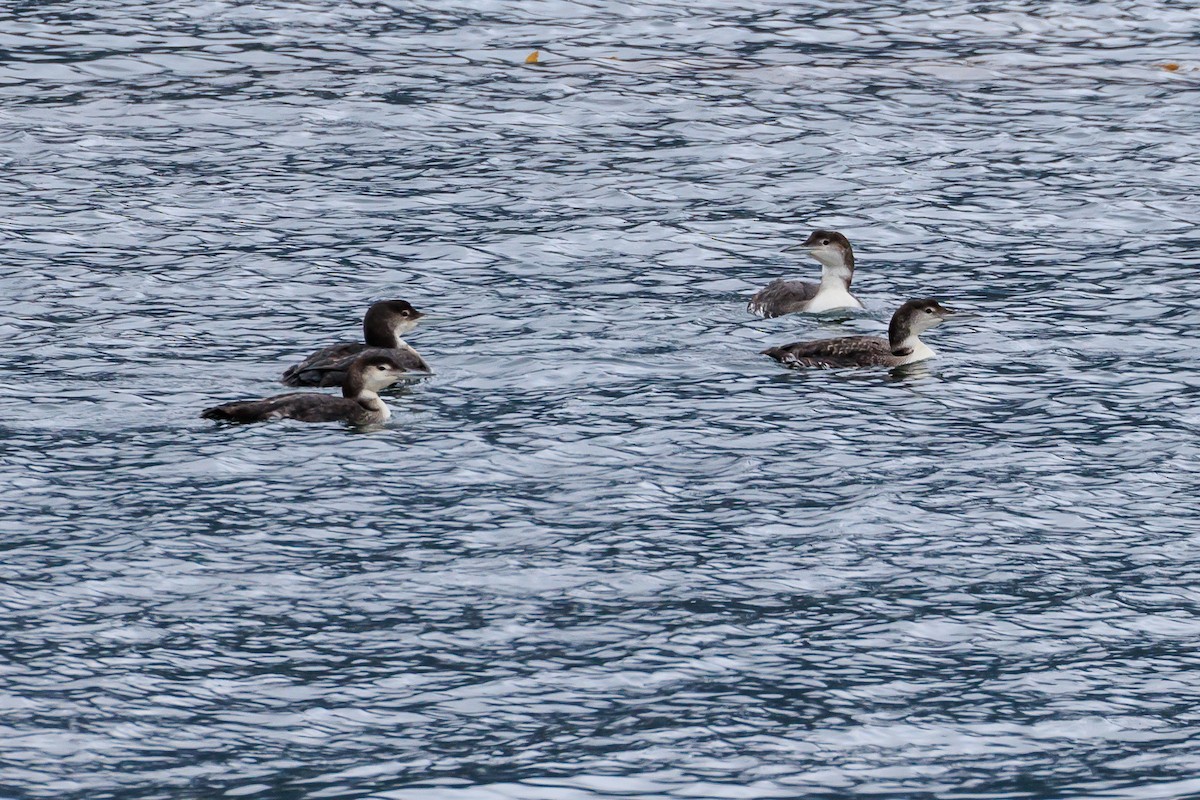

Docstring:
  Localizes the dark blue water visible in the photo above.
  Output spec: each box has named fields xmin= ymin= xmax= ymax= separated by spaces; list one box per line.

xmin=3 ymin=2 xmax=1200 ymax=798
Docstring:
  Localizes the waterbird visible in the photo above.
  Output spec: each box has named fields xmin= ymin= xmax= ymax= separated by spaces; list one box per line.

xmin=747 ymin=230 xmax=866 ymax=318
xmin=203 ymin=353 xmax=408 ymax=424
xmin=281 ymin=300 xmax=430 ymax=388
xmin=761 ymin=298 xmax=956 ymax=369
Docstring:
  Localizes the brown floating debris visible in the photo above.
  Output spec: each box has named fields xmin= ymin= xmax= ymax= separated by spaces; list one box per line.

xmin=525 ymin=50 xmax=540 ymax=64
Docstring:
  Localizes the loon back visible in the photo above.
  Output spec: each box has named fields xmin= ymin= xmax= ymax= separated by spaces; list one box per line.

xmin=282 ymin=344 xmax=430 ymax=387
xmin=202 ymin=393 xmax=385 ymax=424
xmin=762 ymin=336 xmax=896 ymax=369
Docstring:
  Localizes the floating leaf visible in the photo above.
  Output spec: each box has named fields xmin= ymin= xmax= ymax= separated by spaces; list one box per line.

xmin=1160 ymin=62 xmax=1180 ymax=71
xmin=525 ymin=50 xmax=540 ymax=64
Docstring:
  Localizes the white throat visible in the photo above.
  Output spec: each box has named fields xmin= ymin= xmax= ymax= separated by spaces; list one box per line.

xmin=810 ymin=247 xmax=849 ymax=271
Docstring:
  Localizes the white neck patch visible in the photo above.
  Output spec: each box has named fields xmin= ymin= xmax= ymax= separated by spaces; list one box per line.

xmin=895 ymin=336 xmax=936 ymax=365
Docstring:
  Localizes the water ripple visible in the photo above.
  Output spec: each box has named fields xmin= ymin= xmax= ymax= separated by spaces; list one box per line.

xmin=3 ymin=0 xmax=1200 ymax=798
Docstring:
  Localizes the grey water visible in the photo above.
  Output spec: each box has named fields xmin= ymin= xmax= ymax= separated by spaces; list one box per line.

xmin=2 ymin=1 xmax=1200 ymax=798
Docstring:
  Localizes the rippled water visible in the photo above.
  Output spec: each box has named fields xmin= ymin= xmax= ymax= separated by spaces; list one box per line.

xmin=3 ymin=1 xmax=1200 ymax=797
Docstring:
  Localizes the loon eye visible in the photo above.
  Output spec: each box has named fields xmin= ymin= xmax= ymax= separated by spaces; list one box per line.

xmin=376 ymin=364 xmax=387 ymax=371
xmin=925 ymin=308 xmax=935 ymax=314
xmin=821 ymin=238 xmax=830 ymax=246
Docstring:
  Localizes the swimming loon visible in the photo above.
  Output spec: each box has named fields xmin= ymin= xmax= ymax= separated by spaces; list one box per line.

xmin=747 ymin=230 xmax=865 ymax=318
xmin=762 ymin=298 xmax=955 ymax=368
xmin=282 ymin=300 xmax=430 ymax=388
xmin=204 ymin=353 xmax=408 ymax=424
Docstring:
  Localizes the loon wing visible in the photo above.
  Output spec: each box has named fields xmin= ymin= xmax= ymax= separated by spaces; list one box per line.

xmin=747 ymin=279 xmax=819 ymax=318
xmin=281 ymin=342 xmax=366 ymax=387
xmin=202 ymin=392 xmax=363 ymax=423
xmin=283 ymin=345 xmax=429 ymax=388
xmin=762 ymin=335 xmax=893 ymax=369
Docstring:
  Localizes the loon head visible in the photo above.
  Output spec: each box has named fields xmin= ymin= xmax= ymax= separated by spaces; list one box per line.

xmin=888 ymin=298 xmax=956 ymax=353
xmin=800 ymin=230 xmax=855 ymax=274
xmin=344 ymin=353 xmax=408 ymax=397
xmin=364 ymin=299 xmax=425 ymax=346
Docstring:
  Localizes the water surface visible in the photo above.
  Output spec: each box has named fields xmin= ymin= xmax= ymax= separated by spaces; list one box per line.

xmin=3 ymin=1 xmax=1200 ymax=798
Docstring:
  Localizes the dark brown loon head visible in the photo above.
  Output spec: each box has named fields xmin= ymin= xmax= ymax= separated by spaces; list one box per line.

xmin=341 ymin=352 xmax=409 ymax=399
xmin=363 ymin=300 xmax=425 ymax=347
xmin=887 ymin=298 xmax=956 ymax=356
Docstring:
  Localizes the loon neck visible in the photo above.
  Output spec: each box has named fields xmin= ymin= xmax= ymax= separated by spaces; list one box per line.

xmin=889 ymin=332 xmax=935 ymax=364
xmin=357 ymin=392 xmax=390 ymax=420
xmin=803 ymin=268 xmax=859 ymax=313
xmin=343 ymin=372 xmax=376 ymax=399
xmin=818 ymin=267 xmax=852 ymax=293
xmin=345 ymin=382 xmax=384 ymax=404
xmin=365 ymin=330 xmax=403 ymax=348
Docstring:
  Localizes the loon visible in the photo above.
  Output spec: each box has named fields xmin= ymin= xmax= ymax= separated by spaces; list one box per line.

xmin=762 ymin=298 xmax=955 ymax=369
xmin=204 ymin=353 xmax=408 ymax=425
xmin=747 ymin=230 xmax=865 ymax=318
xmin=281 ymin=300 xmax=430 ymax=388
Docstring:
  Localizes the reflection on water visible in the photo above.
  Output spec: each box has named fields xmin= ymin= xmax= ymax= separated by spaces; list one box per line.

xmin=2 ymin=0 xmax=1200 ymax=798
